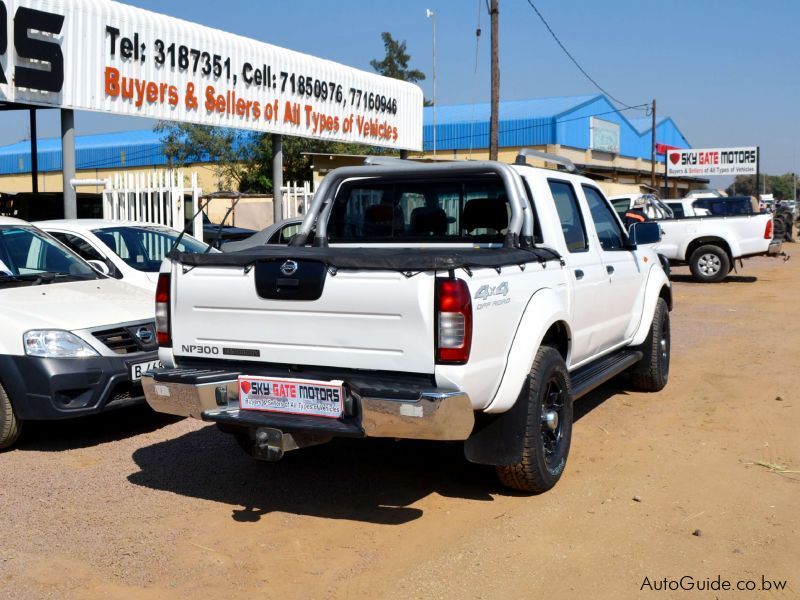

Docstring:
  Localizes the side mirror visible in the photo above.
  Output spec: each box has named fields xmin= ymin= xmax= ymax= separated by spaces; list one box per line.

xmin=86 ymin=259 xmax=110 ymax=275
xmin=628 ymin=221 xmax=661 ymax=246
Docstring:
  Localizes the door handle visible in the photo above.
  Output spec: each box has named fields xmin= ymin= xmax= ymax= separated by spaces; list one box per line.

xmin=606 ymin=265 xmax=615 ymax=275
xmin=575 ymin=269 xmax=584 ymax=280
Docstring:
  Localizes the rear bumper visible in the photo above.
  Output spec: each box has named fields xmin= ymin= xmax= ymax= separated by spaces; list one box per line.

xmin=767 ymin=240 xmax=783 ymax=256
xmin=141 ymin=367 xmax=474 ymax=441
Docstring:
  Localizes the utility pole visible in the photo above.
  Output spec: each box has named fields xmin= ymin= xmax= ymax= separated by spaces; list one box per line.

xmin=650 ymin=99 xmax=656 ymax=189
xmin=489 ymin=0 xmax=499 ymax=161
xmin=426 ymin=9 xmax=437 ymax=159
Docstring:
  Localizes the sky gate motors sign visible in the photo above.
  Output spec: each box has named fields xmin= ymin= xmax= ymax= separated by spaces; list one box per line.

xmin=0 ymin=0 xmax=423 ymax=150
xmin=667 ymin=147 xmax=758 ymax=177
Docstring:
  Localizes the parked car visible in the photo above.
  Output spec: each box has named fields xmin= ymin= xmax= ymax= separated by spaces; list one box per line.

xmin=37 ymin=220 xmax=210 ymax=291
xmin=141 ymin=153 xmax=672 ymax=494
xmin=609 ymin=194 xmax=674 ymax=220
xmin=221 ymin=217 xmax=304 ymax=252
xmin=0 ymin=217 xmax=160 ymax=449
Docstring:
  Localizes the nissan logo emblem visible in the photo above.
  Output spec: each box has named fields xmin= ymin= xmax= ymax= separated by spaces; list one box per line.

xmin=280 ymin=260 xmax=299 ymax=276
xmin=135 ymin=326 xmax=154 ymax=344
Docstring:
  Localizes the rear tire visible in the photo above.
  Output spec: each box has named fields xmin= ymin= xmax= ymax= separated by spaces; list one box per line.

xmin=689 ymin=244 xmax=730 ymax=282
xmin=495 ymin=346 xmax=573 ymax=494
xmin=0 ymin=382 xmax=22 ymax=450
xmin=630 ymin=297 xmax=670 ymax=392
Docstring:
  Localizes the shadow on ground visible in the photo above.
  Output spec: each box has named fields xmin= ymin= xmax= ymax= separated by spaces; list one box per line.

xmin=18 ymin=405 xmax=183 ymax=452
xmin=126 ymin=376 xmax=636 ymax=525
xmin=129 ymin=426 xmax=498 ymax=526
xmin=670 ymin=274 xmax=757 ymax=284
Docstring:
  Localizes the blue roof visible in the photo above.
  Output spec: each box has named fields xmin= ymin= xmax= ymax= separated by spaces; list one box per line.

xmin=0 ymin=129 xmax=171 ymax=175
xmin=423 ymin=94 xmax=691 ymax=160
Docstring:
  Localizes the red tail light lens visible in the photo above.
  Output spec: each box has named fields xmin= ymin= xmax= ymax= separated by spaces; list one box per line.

xmin=155 ymin=273 xmax=172 ymax=347
xmin=436 ymin=279 xmax=472 ymax=364
xmin=764 ymin=219 xmax=773 ymax=240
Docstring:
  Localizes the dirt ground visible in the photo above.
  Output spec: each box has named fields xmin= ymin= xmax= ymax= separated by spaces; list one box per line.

xmin=1 ymin=253 xmax=798 ymax=599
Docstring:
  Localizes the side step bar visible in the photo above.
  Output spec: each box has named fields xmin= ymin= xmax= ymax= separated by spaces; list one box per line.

xmin=570 ymin=350 xmax=643 ymax=399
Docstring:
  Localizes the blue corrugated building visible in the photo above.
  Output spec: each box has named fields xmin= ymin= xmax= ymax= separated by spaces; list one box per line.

xmin=0 ymin=129 xmax=168 ymax=175
xmin=423 ymin=94 xmax=690 ymax=159
xmin=421 ymin=94 xmax=702 ymax=195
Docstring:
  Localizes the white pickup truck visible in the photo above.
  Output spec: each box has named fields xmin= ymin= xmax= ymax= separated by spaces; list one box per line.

xmin=142 ymin=153 xmax=672 ymax=493
xmin=655 ymin=213 xmax=779 ymax=282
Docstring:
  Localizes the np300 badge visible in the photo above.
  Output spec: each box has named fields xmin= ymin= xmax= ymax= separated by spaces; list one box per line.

xmin=280 ymin=260 xmax=299 ymax=276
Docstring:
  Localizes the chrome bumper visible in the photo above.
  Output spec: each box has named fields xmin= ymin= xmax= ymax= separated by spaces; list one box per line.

xmin=767 ymin=240 xmax=783 ymax=256
xmin=141 ymin=371 xmax=474 ymax=441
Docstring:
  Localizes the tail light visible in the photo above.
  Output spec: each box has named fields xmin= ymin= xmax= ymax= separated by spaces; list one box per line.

xmin=436 ymin=278 xmax=472 ymax=364
xmin=155 ymin=273 xmax=172 ymax=347
xmin=764 ymin=219 xmax=773 ymax=240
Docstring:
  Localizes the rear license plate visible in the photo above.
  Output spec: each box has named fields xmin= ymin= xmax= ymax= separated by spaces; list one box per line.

xmin=130 ymin=359 xmax=163 ymax=381
xmin=238 ymin=375 xmax=344 ymax=419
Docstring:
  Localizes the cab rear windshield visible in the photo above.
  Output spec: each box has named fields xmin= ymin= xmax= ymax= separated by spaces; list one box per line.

xmin=328 ymin=176 xmax=512 ymax=244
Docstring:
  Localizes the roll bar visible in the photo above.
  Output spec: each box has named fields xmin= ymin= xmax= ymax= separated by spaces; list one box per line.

xmin=291 ymin=160 xmax=534 ymax=248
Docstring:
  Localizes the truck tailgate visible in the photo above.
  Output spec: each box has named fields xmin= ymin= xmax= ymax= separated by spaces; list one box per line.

xmin=171 ymin=264 xmax=437 ymax=374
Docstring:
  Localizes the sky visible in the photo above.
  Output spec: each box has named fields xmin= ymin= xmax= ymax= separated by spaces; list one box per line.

xmin=2 ymin=0 xmax=799 ymax=175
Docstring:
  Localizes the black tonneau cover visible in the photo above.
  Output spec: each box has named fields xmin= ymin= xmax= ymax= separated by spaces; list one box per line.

xmin=171 ymin=246 xmax=562 ymax=272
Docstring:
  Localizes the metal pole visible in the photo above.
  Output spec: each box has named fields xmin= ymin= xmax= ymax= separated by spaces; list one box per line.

xmin=650 ymin=99 xmax=656 ymax=189
xmin=29 ymin=109 xmax=38 ymax=194
xmin=272 ymin=134 xmax=283 ymax=225
xmin=61 ymin=109 xmax=77 ymax=219
xmin=663 ymin=158 xmax=668 ymax=199
xmin=432 ymin=11 xmax=437 ymax=160
xmin=489 ymin=0 xmax=499 ymax=161
xmin=755 ymin=146 xmax=760 ymax=201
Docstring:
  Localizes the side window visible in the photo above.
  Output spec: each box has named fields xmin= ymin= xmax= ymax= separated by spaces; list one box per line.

xmin=670 ymin=204 xmax=685 ymax=218
xmin=50 ymin=232 xmax=105 ymax=262
xmin=582 ymin=186 xmax=626 ymax=251
xmin=548 ymin=180 xmax=588 ymax=252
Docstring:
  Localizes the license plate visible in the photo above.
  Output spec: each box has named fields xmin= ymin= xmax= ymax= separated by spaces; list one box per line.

xmin=238 ymin=375 xmax=344 ymax=419
xmin=130 ymin=359 xmax=163 ymax=381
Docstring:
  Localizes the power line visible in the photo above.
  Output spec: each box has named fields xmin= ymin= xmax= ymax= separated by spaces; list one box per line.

xmin=524 ymin=0 xmax=645 ymax=111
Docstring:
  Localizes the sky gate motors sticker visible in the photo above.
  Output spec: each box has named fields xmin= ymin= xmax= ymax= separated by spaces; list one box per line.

xmin=666 ymin=147 xmax=758 ymax=177
xmin=238 ymin=375 xmax=344 ymax=419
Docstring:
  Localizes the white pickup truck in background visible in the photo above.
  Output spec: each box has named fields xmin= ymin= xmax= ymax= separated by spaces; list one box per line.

xmin=655 ymin=212 xmax=779 ymax=282
xmin=142 ymin=152 xmax=672 ymax=493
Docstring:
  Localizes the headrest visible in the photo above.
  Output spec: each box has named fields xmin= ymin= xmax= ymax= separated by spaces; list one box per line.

xmin=463 ymin=198 xmax=508 ymax=233
xmin=410 ymin=206 xmax=448 ymax=236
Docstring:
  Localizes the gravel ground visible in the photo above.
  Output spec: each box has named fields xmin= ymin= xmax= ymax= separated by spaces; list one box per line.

xmin=1 ymin=253 xmax=798 ymax=599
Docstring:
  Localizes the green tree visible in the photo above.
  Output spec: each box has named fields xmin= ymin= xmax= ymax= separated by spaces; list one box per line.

xmin=156 ymin=122 xmax=256 ymax=190
xmin=370 ymin=32 xmax=426 ymax=83
xmin=726 ymin=173 xmax=797 ymax=200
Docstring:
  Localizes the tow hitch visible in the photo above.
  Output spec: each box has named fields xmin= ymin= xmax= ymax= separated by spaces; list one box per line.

xmin=249 ymin=427 xmax=333 ymax=461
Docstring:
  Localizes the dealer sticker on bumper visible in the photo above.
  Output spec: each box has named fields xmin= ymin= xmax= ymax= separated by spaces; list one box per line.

xmin=238 ymin=375 xmax=344 ymax=419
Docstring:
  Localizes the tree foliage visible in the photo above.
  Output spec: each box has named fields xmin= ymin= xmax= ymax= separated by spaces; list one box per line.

xmin=369 ymin=32 xmax=426 ymax=83
xmin=726 ymin=173 xmax=797 ymax=200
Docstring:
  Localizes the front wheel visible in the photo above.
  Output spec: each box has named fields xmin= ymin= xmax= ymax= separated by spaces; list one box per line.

xmin=0 ymin=381 xmax=22 ymax=450
xmin=629 ymin=297 xmax=670 ymax=392
xmin=689 ymin=244 xmax=730 ymax=282
xmin=495 ymin=346 xmax=573 ymax=494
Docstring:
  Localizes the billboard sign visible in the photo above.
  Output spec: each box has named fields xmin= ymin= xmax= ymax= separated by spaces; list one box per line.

xmin=589 ymin=117 xmax=620 ymax=154
xmin=0 ymin=0 xmax=423 ymax=150
xmin=667 ymin=147 xmax=758 ymax=177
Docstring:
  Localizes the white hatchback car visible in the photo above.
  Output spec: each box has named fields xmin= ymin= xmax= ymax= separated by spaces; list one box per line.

xmin=37 ymin=220 xmax=209 ymax=291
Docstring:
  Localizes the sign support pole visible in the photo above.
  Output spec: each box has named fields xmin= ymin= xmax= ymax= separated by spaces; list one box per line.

xmin=61 ymin=109 xmax=77 ymax=219
xmin=755 ymin=146 xmax=760 ymax=200
xmin=29 ymin=109 xmax=38 ymax=194
xmin=272 ymin=134 xmax=283 ymax=225
xmin=664 ymin=156 xmax=668 ymax=200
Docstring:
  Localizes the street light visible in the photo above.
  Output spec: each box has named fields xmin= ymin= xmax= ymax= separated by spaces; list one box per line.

xmin=426 ymin=8 xmax=437 ymax=160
